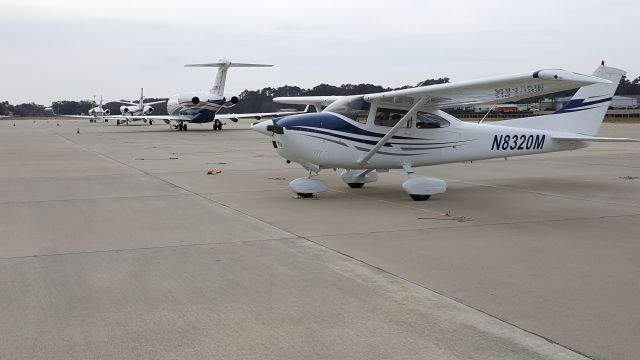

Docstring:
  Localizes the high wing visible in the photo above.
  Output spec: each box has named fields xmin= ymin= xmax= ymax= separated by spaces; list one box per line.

xmin=273 ymin=96 xmax=341 ymax=110
xmin=274 ymin=69 xmax=609 ymax=110
xmin=364 ymin=69 xmax=610 ymax=108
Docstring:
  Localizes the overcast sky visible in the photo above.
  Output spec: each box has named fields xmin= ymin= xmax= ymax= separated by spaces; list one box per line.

xmin=1 ymin=0 xmax=638 ymax=104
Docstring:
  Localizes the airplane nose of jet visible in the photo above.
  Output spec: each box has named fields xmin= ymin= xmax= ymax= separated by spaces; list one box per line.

xmin=251 ymin=119 xmax=274 ymax=136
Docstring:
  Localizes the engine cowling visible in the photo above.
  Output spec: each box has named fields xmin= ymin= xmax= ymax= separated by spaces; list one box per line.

xmin=223 ymin=95 xmax=239 ymax=107
xmin=191 ymin=96 xmax=200 ymax=105
xmin=120 ymin=106 xmax=130 ymax=114
xmin=104 ymin=109 xmax=110 ymax=116
xmin=143 ymin=106 xmax=154 ymax=114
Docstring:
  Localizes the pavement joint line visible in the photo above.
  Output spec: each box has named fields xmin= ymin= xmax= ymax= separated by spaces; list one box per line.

xmin=0 ymin=193 xmax=194 ymax=206
xmin=57 ymin=133 xmax=297 ymax=237
xmin=294 ymin=233 xmax=596 ymax=360
xmin=0 ymin=173 xmax=152 ymax=181
xmin=383 ymin=170 xmax=640 ymax=209
xmin=443 ymin=178 xmax=640 ymax=209
xmin=0 ymin=236 xmax=301 ymax=262
xmin=521 ymin=157 xmax=640 ymax=169
xmin=300 ymin=213 xmax=640 ymax=239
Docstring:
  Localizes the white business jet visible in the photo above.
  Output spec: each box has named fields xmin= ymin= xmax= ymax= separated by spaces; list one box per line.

xmin=121 ymin=60 xmax=302 ymax=131
xmin=87 ymin=95 xmax=111 ymax=122
xmin=115 ymin=88 xmax=166 ymax=125
xmin=252 ymin=62 xmax=637 ymax=200
xmin=63 ymin=95 xmax=111 ymax=122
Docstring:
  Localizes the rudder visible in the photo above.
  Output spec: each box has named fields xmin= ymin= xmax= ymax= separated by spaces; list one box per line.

xmin=496 ymin=64 xmax=625 ymax=136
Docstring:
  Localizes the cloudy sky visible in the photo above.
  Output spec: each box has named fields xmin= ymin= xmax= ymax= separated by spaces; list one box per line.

xmin=1 ymin=0 xmax=638 ymax=104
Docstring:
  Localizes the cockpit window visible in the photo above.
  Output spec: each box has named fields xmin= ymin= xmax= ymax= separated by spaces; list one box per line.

xmin=324 ymin=96 xmax=370 ymax=123
xmin=416 ymin=112 xmax=450 ymax=128
xmin=374 ymin=108 xmax=408 ymax=127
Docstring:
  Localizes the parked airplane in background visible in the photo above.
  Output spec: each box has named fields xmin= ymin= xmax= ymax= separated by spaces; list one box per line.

xmin=120 ymin=59 xmax=302 ymax=131
xmin=115 ymin=88 xmax=166 ymax=125
xmin=87 ymin=95 xmax=110 ymax=122
xmin=252 ymin=62 xmax=637 ymax=200
xmin=63 ymin=95 xmax=111 ymax=122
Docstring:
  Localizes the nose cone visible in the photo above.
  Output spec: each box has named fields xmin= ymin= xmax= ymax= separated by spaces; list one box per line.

xmin=251 ymin=119 xmax=274 ymax=136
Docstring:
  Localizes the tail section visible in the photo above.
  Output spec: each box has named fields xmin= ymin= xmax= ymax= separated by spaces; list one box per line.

xmin=496 ymin=63 xmax=625 ymax=136
xmin=184 ymin=59 xmax=273 ymax=96
xmin=139 ymin=88 xmax=144 ymax=108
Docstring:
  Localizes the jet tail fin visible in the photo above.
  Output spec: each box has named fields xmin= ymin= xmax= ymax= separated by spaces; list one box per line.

xmin=497 ymin=63 xmax=625 ymax=136
xmin=184 ymin=59 xmax=273 ymax=96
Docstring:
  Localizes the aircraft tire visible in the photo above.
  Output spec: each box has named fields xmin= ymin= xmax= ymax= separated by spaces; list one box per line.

xmin=149 ymin=120 xmax=153 ymax=125
xmin=183 ymin=123 xmax=187 ymax=131
xmin=297 ymin=192 xmax=313 ymax=198
xmin=347 ymin=183 xmax=365 ymax=188
xmin=409 ymin=194 xmax=431 ymax=201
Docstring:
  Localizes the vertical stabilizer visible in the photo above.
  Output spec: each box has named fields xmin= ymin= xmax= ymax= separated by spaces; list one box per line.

xmin=184 ymin=59 xmax=273 ymax=96
xmin=496 ymin=63 xmax=625 ymax=136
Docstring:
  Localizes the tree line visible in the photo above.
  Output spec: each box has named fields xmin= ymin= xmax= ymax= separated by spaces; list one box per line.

xmin=2 ymin=75 xmax=639 ymax=117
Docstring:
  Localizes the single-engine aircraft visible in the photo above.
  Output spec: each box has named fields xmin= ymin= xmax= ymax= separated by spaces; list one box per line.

xmin=252 ymin=62 xmax=638 ymax=200
xmin=120 ymin=59 xmax=302 ymax=131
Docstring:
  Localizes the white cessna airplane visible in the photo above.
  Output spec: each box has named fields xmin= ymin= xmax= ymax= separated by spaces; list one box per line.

xmin=114 ymin=88 xmax=166 ymax=125
xmin=121 ymin=60 xmax=302 ymax=131
xmin=252 ymin=62 xmax=637 ymax=200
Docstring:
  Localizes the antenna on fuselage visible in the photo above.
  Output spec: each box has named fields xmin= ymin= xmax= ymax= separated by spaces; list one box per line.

xmin=184 ymin=59 xmax=273 ymax=96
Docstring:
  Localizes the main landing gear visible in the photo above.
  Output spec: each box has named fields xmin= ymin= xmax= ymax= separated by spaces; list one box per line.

xmin=289 ymin=168 xmax=328 ymax=198
xmin=213 ymin=119 xmax=223 ymax=131
xmin=400 ymin=164 xmax=446 ymax=201
xmin=340 ymin=169 xmax=379 ymax=189
xmin=175 ymin=122 xmax=188 ymax=131
xmin=288 ymin=164 xmax=446 ymax=201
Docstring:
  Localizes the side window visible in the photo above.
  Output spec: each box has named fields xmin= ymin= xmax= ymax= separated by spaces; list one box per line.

xmin=416 ymin=112 xmax=450 ymax=129
xmin=374 ymin=108 xmax=408 ymax=127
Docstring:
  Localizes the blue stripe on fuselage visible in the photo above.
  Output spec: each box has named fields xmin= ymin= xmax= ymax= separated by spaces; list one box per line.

xmin=274 ymin=112 xmax=428 ymax=140
xmin=554 ymin=97 xmax=612 ymax=114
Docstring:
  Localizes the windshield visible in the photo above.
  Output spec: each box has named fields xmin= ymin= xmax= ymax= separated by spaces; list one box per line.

xmin=324 ymin=96 xmax=370 ymax=123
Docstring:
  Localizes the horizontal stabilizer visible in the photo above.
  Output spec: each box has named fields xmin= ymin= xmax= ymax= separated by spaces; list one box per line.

xmin=553 ymin=135 xmax=639 ymax=142
xmin=184 ymin=62 xmax=273 ymax=68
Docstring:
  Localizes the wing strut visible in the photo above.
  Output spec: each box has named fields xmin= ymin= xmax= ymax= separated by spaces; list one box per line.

xmin=357 ymin=97 xmax=429 ymax=165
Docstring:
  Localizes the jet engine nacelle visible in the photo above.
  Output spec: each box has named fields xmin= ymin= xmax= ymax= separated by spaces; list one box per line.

xmin=177 ymin=93 xmax=207 ymax=106
xmin=120 ymin=106 xmax=130 ymax=114
xmin=223 ymin=94 xmax=240 ymax=107
xmin=104 ymin=109 xmax=110 ymax=116
xmin=143 ymin=106 xmax=154 ymax=114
